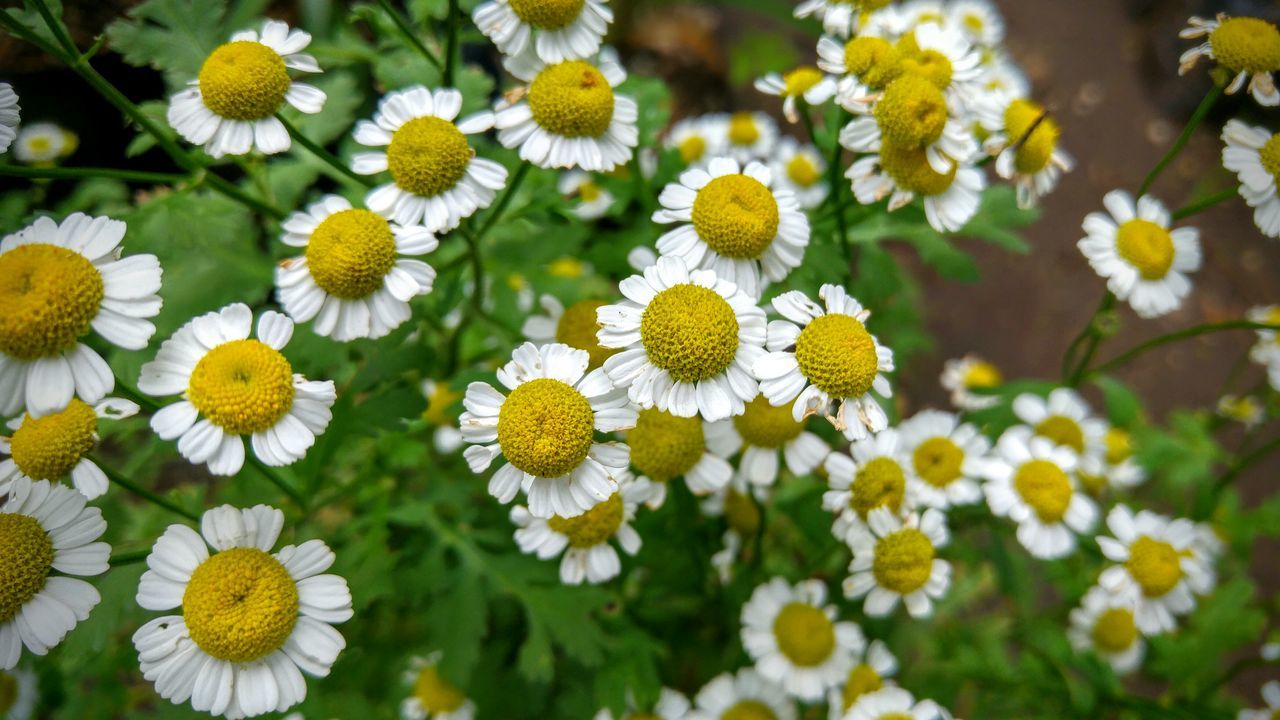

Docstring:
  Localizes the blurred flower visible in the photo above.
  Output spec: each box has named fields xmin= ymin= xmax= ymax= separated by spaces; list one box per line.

xmin=843 ymin=686 xmax=952 ymax=720
xmin=13 ymin=122 xmax=76 ymax=165
xmin=665 ymin=115 xmax=727 ymax=167
xmin=770 ymin=137 xmax=829 ymax=209
xmin=625 ymin=408 xmax=732 ymax=509
xmin=939 ymin=354 xmax=1002 ymax=410
xmin=686 ymin=668 xmax=795 ymax=720
xmin=897 ymin=409 xmax=988 ymax=509
xmin=1222 ymin=119 xmax=1280 ymax=238
xmin=826 ymin=640 xmax=899 ymax=720
xmin=754 ymin=66 xmax=837 ymax=123
xmin=1012 ymin=388 xmax=1106 ymax=458
xmin=721 ymin=111 xmax=778 ymax=164
xmin=0 ymin=83 xmax=18 ymax=154
xmin=401 ymin=653 xmax=474 ymax=720
xmin=1217 ymin=394 xmax=1264 ymax=429
xmin=522 ymin=295 xmax=618 ymax=370
xmin=1239 ymin=682 xmax=1280 ymax=720
xmin=0 ymin=665 xmax=37 ymax=720
xmin=1068 ymin=585 xmax=1146 ymax=674
xmin=845 ymin=508 xmax=951 ymax=618
xmin=593 ymin=687 xmax=690 ymax=720
xmin=558 ymin=170 xmax=615 ymax=219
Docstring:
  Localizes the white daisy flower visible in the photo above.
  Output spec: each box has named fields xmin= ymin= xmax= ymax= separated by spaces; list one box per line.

xmin=1221 ymin=119 xmax=1280 ymax=238
xmin=794 ymin=0 xmax=894 ymax=38
xmin=817 ymin=34 xmax=905 ymax=114
xmin=275 ymin=195 xmax=437 ymax=341
xmin=0 ymin=397 xmax=138 ymax=499
xmin=495 ymin=51 xmax=638 ymax=171
xmin=597 ymin=255 xmax=766 ymax=421
xmin=686 ymin=668 xmax=796 ymax=720
xmin=1078 ymin=190 xmax=1201 ymax=319
xmin=976 ymin=95 xmax=1073 ymax=208
xmin=705 ymin=393 xmax=829 ymax=487
xmin=1077 ymin=425 xmax=1147 ymax=496
xmin=720 ymin=111 xmax=778 ymax=164
xmin=948 ymin=0 xmax=1004 ymax=47
xmin=0 ymin=665 xmax=37 ymax=720
xmin=741 ymin=577 xmax=864 ymax=701
xmin=939 ymin=354 xmax=1002 ymax=411
xmin=1216 ymin=394 xmax=1264 ymax=429
xmin=1012 ymin=388 xmax=1107 ymax=458
xmin=0 ymin=213 xmax=162 ymax=418
xmin=981 ymin=426 xmax=1098 ymax=560
xmin=1179 ymin=13 xmax=1280 ymax=107
xmin=522 ymin=294 xmax=620 ymax=370
xmin=652 ymin=158 xmax=810 ymax=299
xmin=839 ymin=75 xmax=977 ymax=181
xmin=754 ymin=284 xmax=895 ymax=440
xmin=701 ymin=476 xmax=764 ymax=583
xmin=1096 ymin=505 xmax=1214 ymax=635
xmin=974 ymin=55 xmax=1030 ymax=105
xmin=626 ymin=407 xmax=732 ymax=508
xmin=167 ymin=20 xmax=325 ymax=158
xmin=1239 ymin=682 xmax=1280 ymax=720
xmin=139 ymin=303 xmax=336 ymax=476
xmin=1247 ymin=305 xmax=1280 ymax=391
xmin=1067 ymin=585 xmax=1145 ymax=675
xmin=460 ymin=342 xmax=635 ymax=519
xmin=822 ymin=431 xmax=911 ymax=542
xmin=844 ymin=687 xmax=951 ymax=720
xmin=844 ymin=507 xmax=951 ymax=618
xmin=593 ymin=687 xmax=691 ymax=720
xmin=0 ymin=477 xmax=109 ymax=670
xmin=754 ymin=66 xmax=838 ymax=123
xmin=0 ymin=83 xmax=18 ymax=154
xmin=897 ymin=409 xmax=989 ymax=509
xmin=825 ymin=640 xmax=899 ymax=720
xmin=352 ymin=86 xmax=508 ymax=232
xmin=770 ymin=137 xmax=828 ymax=209
xmin=12 ymin=122 xmax=76 ymax=165
xmin=400 ymin=653 xmax=475 ymax=720
xmin=558 ymin=170 xmax=616 ymax=219
xmin=665 ymin=115 xmax=727 ymax=167
xmin=895 ymin=21 xmax=985 ymax=108
xmin=472 ymin=0 xmax=612 ymax=63
xmin=133 ymin=505 xmax=353 ymax=719
xmin=845 ymin=134 xmax=985 ymax=233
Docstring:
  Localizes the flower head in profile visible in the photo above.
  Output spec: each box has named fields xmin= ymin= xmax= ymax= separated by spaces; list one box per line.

xmin=401 ymin=653 xmax=474 ymax=720
xmin=1068 ymin=585 xmax=1145 ymax=674
xmin=0 ymin=83 xmax=18 ymax=154
xmin=754 ymin=66 xmax=837 ymax=123
xmin=705 ymin=393 xmax=829 ymax=488
xmin=12 ymin=122 xmax=76 ymax=165
xmin=845 ymin=508 xmax=951 ymax=618
xmin=168 ymin=20 xmax=325 ymax=157
xmin=686 ymin=668 xmax=796 ymax=720
xmin=770 ymin=137 xmax=829 ymax=209
xmin=626 ymin=408 xmax=732 ymax=508
xmin=472 ymin=0 xmax=612 ymax=63
xmin=939 ymin=353 xmax=1002 ymax=410
xmin=0 ymin=397 xmax=138 ymax=499
xmin=1180 ymin=13 xmax=1280 ymax=106
xmin=1222 ymin=119 xmax=1280 ymax=238
xmin=825 ymin=640 xmax=899 ymax=720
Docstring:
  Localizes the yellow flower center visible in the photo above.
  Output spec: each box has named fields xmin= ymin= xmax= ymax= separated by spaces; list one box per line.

xmin=1003 ymin=98 xmax=1060 ymax=174
xmin=874 ymin=75 xmax=949 ymax=148
xmin=187 ymin=339 xmax=296 ymax=435
xmin=897 ymin=34 xmax=953 ymax=90
xmin=1259 ymin=132 xmax=1280 ymax=185
xmin=9 ymin=399 xmax=98 ymax=481
xmin=795 ymin=313 xmax=879 ymax=398
xmin=386 ymin=116 xmax=473 ymax=198
xmin=576 ymin=180 xmax=603 ymax=203
xmin=843 ymin=36 xmax=902 ymax=89
xmin=0 ymin=243 xmax=104 ymax=361
xmin=772 ymin=602 xmax=836 ymax=667
xmin=677 ymin=134 xmax=707 ymax=164
xmin=872 ymin=527 xmax=935 ymax=594
xmin=1104 ymin=427 xmax=1133 ymax=465
xmin=878 ymin=141 xmax=957 ymax=196
xmin=962 ymin=360 xmax=1001 ymax=388
xmin=555 ymin=299 xmax=618 ymax=370
xmin=528 ymin=61 xmax=615 ymax=138
xmin=423 ymin=382 xmax=462 ymax=427
xmin=786 ymin=153 xmax=821 ymax=187
xmin=851 ymin=457 xmax=906 ymax=518
xmin=0 ymin=513 xmax=53 ymax=623
xmin=547 ymin=492 xmax=624 ymax=547
xmin=507 ymin=0 xmax=585 ymax=29
xmin=27 ymin=136 xmax=52 ymax=154
xmin=1091 ymin=607 xmax=1137 ymax=653
xmin=1012 ymin=459 xmax=1073 ymax=523
xmin=721 ymin=700 xmax=777 ymax=720
xmin=304 ymin=209 xmax=398 ymax=299
xmin=197 ymin=41 xmax=290 ymax=121
xmin=841 ymin=663 xmax=883 ymax=710
xmin=183 ymin=548 xmax=298 ymax=663
xmin=496 ymin=378 xmax=595 ymax=478
xmin=728 ymin=112 xmax=761 ymax=146
xmin=640 ymin=284 xmax=740 ymax=383
xmin=691 ymin=174 xmax=780 ymax=259
xmin=628 ymin=408 xmax=704 ymax=482
xmin=1078 ymin=472 xmax=1108 ymax=497
xmin=782 ymin=66 xmax=824 ymax=97
xmin=912 ymin=436 xmax=964 ymax=488
xmin=413 ymin=665 xmax=467 ymax=713
xmin=1115 ymin=219 xmax=1175 ymax=281
xmin=733 ymin=394 xmax=805 ymax=449
xmin=1034 ymin=415 xmax=1085 ymax=454
xmin=1126 ymin=536 xmax=1183 ymax=597
xmin=0 ymin=671 xmax=17 ymax=714
xmin=723 ymin=488 xmax=761 ymax=535
xmin=1208 ymin=17 xmax=1280 ymax=74
xmin=879 ymin=714 xmax=914 ymax=720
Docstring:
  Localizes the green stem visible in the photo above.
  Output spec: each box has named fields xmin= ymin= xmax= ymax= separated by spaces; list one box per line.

xmin=109 ymin=549 xmax=151 ymax=567
xmin=1086 ymin=320 xmax=1280 ymax=378
xmin=375 ymin=0 xmax=443 ymax=70
xmin=93 ymin=458 xmax=199 ymax=522
xmin=474 ymin=162 xmax=531 ymax=241
xmin=31 ymin=0 xmax=78 ymax=57
xmin=0 ymin=164 xmax=185 ymax=184
xmin=199 ymin=170 xmax=287 ymax=220
xmin=796 ymin=99 xmax=818 ymax=146
xmin=247 ymin=455 xmax=308 ymax=510
xmin=276 ymin=113 xmax=374 ymax=188
xmin=1171 ymin=185 xmax=1238 ymax=221
xmin=1138 ymin=83 xmax=1223 ymax=196
xmin=1064 ymin=290 xmax=1115 ymax=385
xmin=444 ymin=0 xmax=460 ymax=86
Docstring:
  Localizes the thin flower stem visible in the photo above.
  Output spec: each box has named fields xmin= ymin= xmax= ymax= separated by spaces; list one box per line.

xmin=1085 ymin=320 xmax=1280 ymax=378
xmin=247 ymin=455 xmax=308 ymax=510
xmin=199 ymin=170 xmax=288 ymax=220
xmin=275 ymin=114 xmax=375 ymax=188
xmin=796 ymin=99 xmax=819 ymax=147
xmin=93 ymin=457 xmax=200 ymax=522
xmin=1171 ymin=185 xmax=1239 ymax=221
xmin=31 ymin=0 xmax=78 ymax=57
xmin=1138 ymin=83 xmax=1223 ymax=197
xmin=474 ymin=162 xmax=531 ymax=241
xmin=0 ymin=164 xmax=185 ymax=184
xmin=444 ymin=0 xmax=460 ymax=87
xmin=376 ymin=0 xmax=443 ymax=70
xmin=1062 ymin=290 xmax=1114 ymax=385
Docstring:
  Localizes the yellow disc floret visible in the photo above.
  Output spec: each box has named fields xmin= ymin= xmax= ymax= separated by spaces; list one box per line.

xmin=413 ymin=664 xmax=467 ymax=713
xmin=1012 ymin=459 xmax=1072 ymax=523
xmin=912 ymin=436 xmax=964 ymax=488
xmin=387 ymin=116 xmax=473 ymax=197
xmin=1003 ymin=99 xmax=1060 ymax=174
xmin=187 ymin=339 xmax=295 ymax=435
xmin=782 ymin=66 xmax=824 ymax=97
xmin=728 ymin=112 xmax=761 ymax=146
xmin=547 ymin=492 xmax=624 ymax=547
xmin=794 ymin=313 xmax=879 ymax=398
xmin=0 ymin=513 xmax=54 ymax=623
xmin=197 ymin=41 xmax=290 ymax=121
xmin=528 ymin=61 xmax=615 ymax=138
xmin=843 ymin=36 xmax=902 ymax=89
xmin=628 ymin=408 xmax=704 ymax=482
xmin=1126 ymin=536 xmax=1183 ymax=597
xmin=692 ymin=174 xmax=780 ymax=259
xmin=772 ymin=602 xmax=836 ymax=666
xmin=677 ymin=134 xmax=707 ymax=164
xmin=305 ymin=209 xmax=398 ymax=299
xmin=963 ymin=359 xmax=1001 ymax=389
xmin=1092 ymin=607 xmax=1137 ymax=653
xmin=183 ymin=547 xmax=299 ymax=663
xmin=874 ymin=75 xmax=949 ymax=148
xmin=556 ymin=299 xmax=618 ymax=370
xmin=507 ymin=0 xmax=585 ymax=29
xmin=872 ymin=528 xmax=935 ymax=594
xmin=897 ymin=33 xmax=953 ymax=90
xmin=1115 ymin=219 xmax=1175 ymax=280
xmin=0 ymin=244 xmax=104 ymax=360
xmin=722 ymin=700 xmax=778 ymax=720
xmin=878 ymin=141 xmax=956 ymax=197
xmin=841 ymin=664 xmax=883 ymax=710
xmin=1034 ymin=415 xmax=1085 ymax=454
xmin=497 ymin=378 xmax=595 ymax=478
xmin=640 ymin=284 xmax=740 ymax=383
xmin=9 ymin=399 xmax=98 ymax=481
xmin=1208 ymin=17 xmax=1280 ymax=74
xmin=786 ymin=153 xmax=821 ymax=187
xmin=1259 ymin=132 xmax=1280 ymax=185
xmin=723 ymin=488 xmax=761 ymax=535
xmin=851 ymin=457 xmax=906 ymax=518
xmin=1104 ymin=427 xmax=1133 ymax=465
xmin=733 ymin=394 xmax=805 ymax=449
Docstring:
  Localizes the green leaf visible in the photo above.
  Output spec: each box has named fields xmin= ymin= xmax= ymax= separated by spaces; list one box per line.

xmin=1147 ymin=578 xmax=1265 ymax=690
xmin=1092 ymin=375 xmax=1145 ymax=427
xmin=105 ymin=0 xmax=270 ymax=88
xmin=427 ymin=568 xmax=489 ymax=685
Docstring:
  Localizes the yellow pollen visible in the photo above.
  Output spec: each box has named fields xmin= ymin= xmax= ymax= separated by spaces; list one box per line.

xmin=1208 ymin=17 xmax=1280 ymax=74
xmin=875 ymin=75 xmax=949 ymax=148
xmin=0 ymin=672 xmax=16 ymax=714
xmin=728 ymin=112 xmax=761 ymax=146
xmin=1003 ymin=98 xmax=1060 ymax=174
xmin=0 ymin=513 xmax=54 ymax=623
xmin=723 ymin=488 xmax=761 ymax=535
xmin=733 ymin=395 xmax=804 ymax=448
xmin=9 ymin=399 xmax=98 ymax=481
xmin=507 ymin=0 xmax=585 ymax=29
xmin=1259 ymin=132 xmax=1280 ymax=185
xmin=183 ymin=548 xmax=298 ymax=663
xmin=555 ymin=299 xmax=618 ymax=370
xmin=843 ymin=36 xmax=902 ymax=89
xmin=677 ymin=134 xmax=707 ymax=163
xmin=197 ymin=41 xmax=290 ymax=121
xmin=692 ymin=174 xmax=780 ymax=259
xmin=786 ymin=153 xmax=821 ymax=187
xmin=900 ymin=47 xmax=954 ymax=90
xmin=628 ymin=408 xmax=704 ymax=483
xmin=872 ymin=527 xmax=935 ymax=594
xmin=772 ymin=602 xmax=836 ymax=667
xmin=187 ymin=339 xmax=295 ymax=435
xmin=782 ymin=66 xmax=824 ymax=96
xmin=640 ymin=284 xmax=740 ymax=383
xmin=1126 ymin=536 xmax=1183 ymax=597
xmin=413 ymin=665 xmax=467 ymax=713
xmin=305 ymin=209 xmax=398 ymax=299
xmin=1115 ymin=219 xmax=1175 ymax=280
xmin=0 ymin=243 xmax=103 ymax=360
xmin=1091 ymin=607 xmax=1137 ymax=653
xmin=387 ymin=116 xmax=473 ymax=197
xmin=912 ymin=436 xmax=964 ymax=488
xmin=795 ymin=313 xmax=879 ymax=398
xmin=721 ymin=700 xmax=777 ymax=720
xmin=1104 ymin=428 xmax=1133 ymax=465
xmin=496 ymin=378 xmax=595 ymax=478
xmin=1012 ymin=459 xmax=1073 ymax=523
xmin=851 ymin=457 xmax=906 ymax=518
xmin=841 ymin=664 xmax=883 ymax=709
xmin=1034 ymin=415 xmax=1085 ymax=453
xmin=528 ymin=61 xmax=615 ymax=138
xmin=878 ymin=141 xmax=956 ymax=196
xmin=962 ymin=360 xmax=1001 ymax=388
xmin=547 ymin=492 xmax=624 ymax=547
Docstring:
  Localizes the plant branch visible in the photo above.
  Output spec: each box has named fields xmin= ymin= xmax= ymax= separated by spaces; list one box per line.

xmin=93 ymin=457 xmax=199 ymax=522
xmin=0 ymin=164 xmax=185 ymax=184
xmin=444 ymin=0 xmax=460 ymax=86
xmin=375 ymin=0 xmax=443 ymax=70
xmin=247 ymin=455 xmax=308 ymax=510
xmin=1064 ymin=290 xmax=1115 ymax=385
xmin=474 ymin=162 xmax=531 ymax=241
xmin=1138 ymin=83 xmax=1223 ymax=196
xmin=1172 ymin=185 xmax=1238 ymax=221
xmin=1085 ymin=320 xmax=1280 ymax=378
xmin=276 ymin=113 xmax=374 ymax=188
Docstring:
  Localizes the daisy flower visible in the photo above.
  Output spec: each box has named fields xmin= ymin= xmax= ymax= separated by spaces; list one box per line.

xmin=558 ymin=170 xmax=616 ymax=219
xmin=652 ymin=158 xmax=810 ymax=299
xmin=626 ymin=408 xmax=732 ymax=508
xmin=701 ymin=477 xmax=764 ymax=582
xmin=948 ymin=0 xmax=1004 ymax=47
xmin=0 ymin=666 xmax=37 ymax=719
xmin=895 ymin=21 xmax=985 ymax=108
xmin=839 ymin=74 xmax=976 ymax=180
xmin=686 ymin=668 xmax=796 ymax=720
xmin=12 ymin=122 xmax=76 ymax=165
xmin=495 ymin=51 xmax=638 ymax=171
xmin=1096 ymin=505 xmax=1213 ymax=635
xmin=939 ymin=354 xmax=1002 ymax=410
xmin=0 ymin=397 xmax=138 ymax=499
xmin=822 ymin=431 xmax=910 ymax=541
xmin=1077 ymin=425 xmax=1147 ymax=496
xmin=1221 ymin=119 xmax=1280 ymax=238
xmin=1239 ymin=682 xmax=1280 ymax=720
xmin=976 ymin=95 xmax=1073 ymax=208
xmin=741 ymin=577 xmax=864 ymax=701
xmin=897 ymin=409 xmax=988 ymax=509
xmin=844 ymin=687 xmax=951 ymax=720
xmin=1067 ymin=586 xmax=1145 ymax=675
xmin=846 ymin=136 xmax=985 ymax=233
xmin=139 ymin=303 xmax=337 ymax=476
xmin=401 ymin=653 xmax=475 ymax=720
xmin=472 ymin=0 xmax=612 ymax=63
xmin=167 ymin=20 xmax=325 ymax=158
xmin=794 ymin=0 xmax=894 ymax=38
xmin=0 ymin=213 xmax=162 ymax=418
xmin=705 ymin=394 xmax=829 ymax=487
xmin=665 ymin=115 xmax=727 ymax=167
xmin=597 ymin=255 xmax=766 ymax=421
xmin=133 ymin=505 xmax=353 ymax=719
xmin=460 ymin=342 xmax=635 ymax=519
xmin=721 ymin=111 xmax=778 ymax=163
xmin=352 ymin=86 xmax=508 ymax=232
xmin=1179 ymin=13 xmax=1280 ymax=107
xmin=754 ymin=66 xmax=838 ymax=123
xmin=845 ymin=508 xmax=951 ymax=618
xmin=826 ymin=640 xmax=899 ymax=720
xmin=593 ymin=687 xmax=690 ymax=720
xmin=755 ymin=284 xmax=895 ymax=440
xmin=981 ymin=426 xmax=1098 ymax=560
xmin=1012 ymin=388 xmax=1107 ymax=458
xmin=275 ymin=195 xmax=437 ymax=341
xmin=770 ymin=137 xmax=828 ymax=209
xmin=510 ymin=471 xmax=651 ymax=584
xmin=522 ymin=295 xmax=620 ymax=370
xmin=817 ymin=34 xmax=905 ymax=114
xmin=0 ymin=477 xmax=109 ymax=670
xmin=1216 ymin=394 xmax=1264 ymax=429
xmin=0 ymin=83 xmax=17 ymax=154
xmin=1078 ymin=190 xmax=1201 ymax=319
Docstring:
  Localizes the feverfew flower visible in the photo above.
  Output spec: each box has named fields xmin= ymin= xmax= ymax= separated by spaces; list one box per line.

xmin=593 ymin=688 xmax=690 ymax=720
xmin=705 ymin=394 xmax=829 ymax=487
xmin=826 ymin=641 xmax=899 ymax=720
xmin=1222 ymin=119 xmax=1280 ymax=238
xmin=0 ymin=397 xmax=138 ymax=499
xmin=897 ymin=409 xmax=988 ymax=509
xmin=770 ymin=137 xmax=829 ymax=209
xmin=1012 ymin=388 xmax=1107 ymax=458
xmin=844 ymin=508 xmax=952 ymax=618
xmin=722 ymin=111 xmax=779 ymax=163
xmin=822 ymin=431 xmax=911 ymax=541
xmin=558 ymin=170 xmax=616 ymax=219
xmin=939 ymin=354 xmax=1002 ymax=410
xmin=0 ymin=666 xmax=37 ymax=719
xmin=794 ymin=0 xmax=894 ymax=38
xmin=522 ymin=294 xmax=620 ymax=370
xmin=1068 ymin=586 xmax=1145 ymax=674
xmin=846 ymin=138 xmax=985 ymax=233
xmin=665 ymin=115 xmax=727 ymax=167
xmin=627 ymin=408 xmax=732 ymax=508
xmin=1179 ymin=14 xmax=1280 ymax=106
xmin=12 ymin=122 xmax=76 ymax=165
xmin=687 ymin=668 xmax=796 ymax=720
xmin=401 ymin=653 xmax=475 ymax=720
xmin=1238 ymin=682 xmax=1280 ymax=720
xmin=976 ymin=95 xmax=1073 ymax=208
xmin=472 ymin=0 xmax=612 ymax=63
xmin=844 ymin=687 xmax=951 ymax=720
xmin=754 ymin=66 xmax=838 ymax=123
